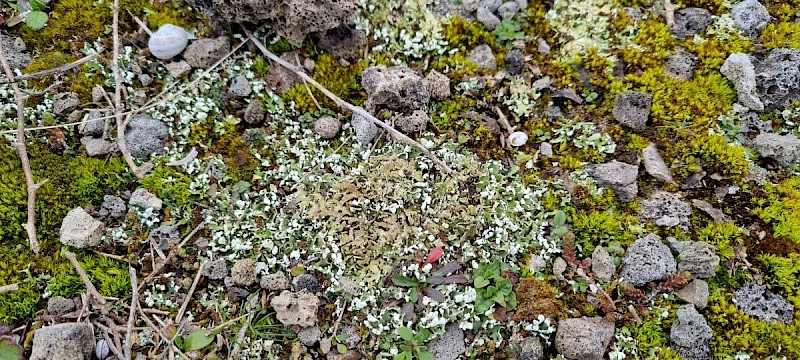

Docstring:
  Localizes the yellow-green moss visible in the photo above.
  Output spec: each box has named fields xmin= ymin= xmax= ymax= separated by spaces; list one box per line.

xmin=697 ymin=222 xmax=740 ymax=263
xmin=757 ymin=253 xmax=800 ymax=308
xmin=141 ymin=165 xmax=198 ymax=212
xmin=753 ymin=177 xmax=800 ymax=245
xmin=675 ymin=0 xmax=725 ymax=14
xmin=685 ymin=133 xmax=749 ymax=177
xmin=621 ymin=19 xmax=676 ymax=72
xmin=765 ymin=0 xmax=800 ymax=22
xmin=685 ymin=36 xmax=753 ymax=74
xmin=760 ymin=22 xmax=800 ymax=50
xmin=571 ymin=209 xmax=640 ymax=256
xmin=284 ymin=54 xmax=367 ymax=114
xmin=442 ymin=16 xmax=496 ymax=51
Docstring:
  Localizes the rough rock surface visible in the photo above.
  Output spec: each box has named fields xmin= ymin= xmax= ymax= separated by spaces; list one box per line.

xmin=516 ymin=336 xmax=544 ymax=360
xmin=184 ymin=37 xmax=231 ymax=68
xmin=753 ymin=49 xmax=800 ymax=110
xmin=263 ymin=51 xmax=305 ymax=94
xmin=293 ymin=273 xmax=324 ymax=293
xmin=468 ymin=44 xmax=497 ymax=71
xmin=30 ymin=323 xmax=95 ymax=360
xmin=82 ymin=110 xmax=108 ymax=137
xmin=298 ymin=326 xmax=322 ymax=346
xmin=750 ymin=133 xmax=800 ymax=167
xmin=427 ymin=323 xmax=466 ymax=360
xmin=312 ymin=116 xmax=342 ymax=138
xmin=243 ymin=100 xmax=265 ymax=124
xmin=672 ymin=8 xmax=713 ymax=39
xmin=505 ymin=48 xmax=525 ymax=75
xmin=230 ymin=258 xmax=257 ymax=286
xmin=613 ymin=91 xmax=651 ymax=131
xmin=678 ymin=241 xmax=720 ymax=278
xmin=621 ymin=233 xmax=677 ymax=286
xmin=423 ymin=70 xmax=451 ymax=101
xmin=149 ymin=225 xmax=180 ymax=251
xmin=731 ymin=0 xmax=771 ymax=37
xmin=129 ymin=188 xmax=163 ymax=210
xmin=584 ymin=160 xmax=639 ymax=202
xmin=665 ymin=48 xmax=697 ymax=80
xmin=361 ymin=66 xmax=430 ymax=113
xmin=351 ymin=110 xmax=378 ymax=145
xmin=125 ymin=114 xmax=170 ymax=159
xmin=53 ymin=92 xmax=79 ymax=116
xmin=100 ymin=195 xmax=127 ymax=219
xmin=395 ymin=110 xmax=430 ymax=133
xmin=497 ymin=1 xmax=520 ymax=19
xmin=676 ymin=279 xmax=709 ymax=310
xmin=318 ymin=26 xmax=368 ymax=61
xmin=734 ymin=282 xmax=795 ymax=324
xmin=47 ymin=296 xmax=76 ymax=315
xmin=591 ymin=246 xmax=615 ymax=282
xmin=670 ymin=305 xmax=712 ymax=360
xmin=60 ymin=208 xmax=105 ymax=248
xmin=0 ymin=35 xmax=31 ymax=70
xmin=638 ymin=191 xmax=691 ymax=230
xmin=165 ymin=60 xmax=192 ymax=77
xmin=261 ymin=272 xmax=290 ymax=290
xmin=555 ymin=317 xmax=615 ymax=360
xmin=477 ymin=6 xmax=501 ymax=30
xmin=271 ymin=290 xmax=320 ymax=327
xmin=721 ymin=53 xmax=764 ymax=111
xmin=81 ymin=137 xmax=116 ymax=157
xmin=642 ymin=143 xmax=674 ymax=183
xmin=228 ymin=75 xmax=252 ymax=97
xmin=202 ymin=259 xmax=228 ymax=280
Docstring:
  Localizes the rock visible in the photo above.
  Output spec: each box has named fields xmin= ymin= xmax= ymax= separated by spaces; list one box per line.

xmin=665 ymin=48 xmax=697 ymax=80
xmin=734 ymin=282 xmax=794 ymax=324
xmin=82 ymin=110 xmax=108 ymax=137
xmin=271 ymin=290 xmax=320 ymax=327
xmin=642 ymin=143 xmax=674 ymax=183
xmin=721 ymin=53 xmax=764 ymax=111
xmin=537 ymin=38 xmax=550 ymax=55
xmin=318 ymin=26 xmax=368 ymax=62
xmin=545 ymin=105 xmax=563 ymax=120
xmin=553 ymin=257 xmax=567 ymax=280
xmin=427 ymin=323 xmax=466 ymax=360
xmin=739 ymin=111 xmax=772 ymax=135
xmin=676 ymin=279 xmax=709 ymax=310
xmin=0 ymin=35 xmax=31 ymax=70
xmin=584 ymin=160 xmax=639 ymax=202
xmin=638 ymin=191 xmax=691 ymax=230
xmin=753 ymin=48 xmax=800 ymax=110
xmin=479 ymin=0 xmax=501 ymax=13
xmin=243 ymin=101 xmax=265 ymax=125
xmin=351 ymin=110 xmax=378 ymax=145
xmin=129 ymin=188 xmax=163 ymax=210
xmin=30 ymin=323 xmax=95 ymax=360
xmin=667 ymin=236 xmax=692 ymax=254
xmin=497 ymin=1 xmax=520 ymax=19
xmin=751 ymin=133 xmax=800 ymax=167
xmin=298 ymin=326 xmax=322 ymax=346
xmin=670 ymin=305 xmax=712 ymax=360
xmin=261 ymin=272 xmax=291 ymax=291
xmin=60 ymin=208 xmax=105 ymax=248
xmin=53 ymin=92 xmax=79 ymax=116
xmin=139 ymin=73 xmax=153 ymax=86
xmin=361 ymin=66 xmax=430 ymax=113
xmin=423 ymin=70 xmax=451 ymax=101
xmin=227 ymin=286 xmax=249 ymax=303
xmin=395 ymin=110 xmax=430 ymax=133
xmin=81 ymin=137 xmax=116 ymax=157
xmin=681 ymin=169 xmax=706 ymax=190
xmin=672 ymin=8 xmax=712 ymax=39
xmin=228 ymin=75 xmax=252 ymax=97
xmin=125 ymin=114 xmax=170 ymax=159
xmin=539 ymin=142 xmax=553 ymax=157
xmin=293 ymin=273 xmax=324 ymax=293
xmin=591 ymin=246 xmax=615 ymax=282
xmin=477 ymin=7 xmax=501 ymax=30
xmin=264 ymin=51 xmax=305 ymax=94
xmin=101 ymin=195 xmax=127 ymax=219
xmin=612 ymin=91 xmax=651 ymax=131
xmin=691 ymin=199 xmax=730 ymax=224
xmin=678 ymin=241 xmax=720 ymax=278
xmin=621 ymin=233 xmax=677 ymax=286
xmin=731 ymin=0 xmax=771 ymax=37
xmin=231 ymin=258 xmax=258 ymax=286
xmin=184 ymin=37 xmax=231 ymax=68
xmin=202 ymin=259 xmax=228 ymax=280
xmin=467 ymin=44 xmax=497 ymax=71
xmin=166 ymin=60 xmax=192 ymax=77
xmin=148 ymin=225 xmax=179 ymax=251
xmin=505 ymin=49 xmax=525 ymax=75
xmin=46 ymin=296 xmax=76 ymax=315
xmin=312 ymin=117 xmax=342 ymax=139
xmin=337 ymin=324 xmax=361 ymax=348
xmin=516 ymin=336 xmax=544 ymax=360
xmin=554 ymin=317 xmax=615 ymax=360
xmin=92 ymin=86 xmax=105 ymax=103
xmin=338 ymin=276 xmax=360 ymax=296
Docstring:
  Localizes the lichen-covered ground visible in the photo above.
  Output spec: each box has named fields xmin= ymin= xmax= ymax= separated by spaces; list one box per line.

xmin=1 ymin=0 xmax=800 ymax=359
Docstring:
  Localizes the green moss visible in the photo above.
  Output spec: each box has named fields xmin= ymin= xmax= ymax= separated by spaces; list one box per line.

xmin=675 ymin=0 xmax=725 ymax=14
xmin=251 ymin=56 xmax=271 ymax=77
xmin=631 ymin=313 xmax=680 ymax=359
xmin=430 ymin=52 xmax=484 ymax=81
xmin=758 ymin=253 xmax=800 ymax=308
xmin=684 ymin=36 xmax=753 ymax=74
xmin=284 ymin=54 xmax=367 ymax=114
xmin=571 ymin=210 xmax=639 ymax=256
xmin=431 ymin=96 xmax=476 ymax=129
xmin=765 ymin=0 xmax=800 ymax=22
xmin=761 ymin=22 xmax=800 ymax=50
xmin=697 ymin=222 xmax=741 ymax=263
xmin=620 ymin=19 xmax=676 ymax=72
xmin=754 ymin=177 xmax=800 ymax=245
xmin=143 ymin=1 xmax=203 ymax=30
xmin=442 ymin=16 xmax=496 ymax=51
xmin=685 ymin=133 xmax=749 ymax=178
xmin=141 ymin=166 xmax=199 ymax=212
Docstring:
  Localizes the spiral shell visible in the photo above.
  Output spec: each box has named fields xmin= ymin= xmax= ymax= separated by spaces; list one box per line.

xmin=507 ymin=131 xmax=529 ymax=147
xmin=148 ymin=24 xmax=189 ymax=60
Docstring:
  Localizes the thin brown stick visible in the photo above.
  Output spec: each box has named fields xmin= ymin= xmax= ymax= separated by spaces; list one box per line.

xmin=64 ymin=251 xmax=107 ymax=306
xmin=247 ymin=32 xmax=453 ymax=174
xmin=664 ymin=0 xmax=676 ymax=29
xmin=136 ymin=301 xmax=190 ymax=359
xmin=228 ymin=296 xmax=258 ymax=359
xmin=175 ymin=263 xmax=204 ymax=324
xmin=111 ymin=0 xmax=143 ymax=179
xmin=139 ymin=222 xmax=205 ymax=287
xmin=0 ymin=284 xmax=19 ymax=293
xmin=295 ymin=53 xmax=321 ymax=111
xmin=125 ymin=267 xmax=138 ymax=360
xmin=0 ymin=39 xmax=45 ymax=253
xmin=0 ymin=53 xmax=98 ymax=84
xmin=96 ymin=322 xmax=125 ymax=360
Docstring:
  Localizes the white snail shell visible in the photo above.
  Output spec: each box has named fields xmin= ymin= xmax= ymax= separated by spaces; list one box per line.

xmin=148 ymin=24 xmax=189 ymax=60
xmin=508 ymin=131 xmax=529 ymax=147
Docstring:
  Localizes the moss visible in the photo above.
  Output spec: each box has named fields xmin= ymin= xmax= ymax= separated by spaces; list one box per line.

xmin=571 ymin=210 xmax=639 ymax=256
xmin=143 ymin=1 xmax=203 ymax=30
xmin=760 ymin=22 xmax=800 ymax=50
xmin=513 ymin=278 xmax=563 ymax=321
xmin=753 ymin=177 xmax=800 ymax=245
xmin=626 ymin=133 xmax=650 ymax=152
xmin=757 ymin=253 xmax=800 ymax=308
xmin=430 ymin=52 xmax=484 ymax=81
xmin=431 ymin=96 xmax=476 ymax=129
xmin=675 ymin=0 xmax=725 ymax=14
xmin=251 ymin=56 xmax=271 ymax=77
xmin=284 ymin=54 xmax=367 ymax=114
xmin=576 ymin=47 xmax=616 ymax=91
xmin=442 ymin=16 xmax=496 ymax=51
xmin=685 ymin=133 xmax=749 ymax=178
xmin=141 ymin=166 xmax=199 ymax=212
xmin=631 ymin=313 xmax=679 ymax=359
xmin=620 ymin=19 xmax=676 ymax=72
xmin=697 ymin=222 xmax=741 ymax=263
xmin=684 ymin=36 xmax=753 ymax=74
xmin=765 ymin=0 xmax=800 ymax=22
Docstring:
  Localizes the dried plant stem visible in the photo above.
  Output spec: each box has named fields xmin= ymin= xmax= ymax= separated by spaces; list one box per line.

xmin=139 ymin=222 xmax=205 ymax=287
xmin=136 ymin=301 xmax=190 ymax=359
xmin=111 ymin=0 xmax=143 ymax=179
xmin=65 ymin=251 xmax=107 ymax=306
xmin=0 ymin=38 xmax=45 ymax=253
xmin=664 ymin=0 xmax=676 ymax=28
xmin=125 ymin=267 xmax=138 ymax=360
xmin=247 ymin=31 xmax=453 ymax=174
xmin=0 ymin=284 xmax=18 ymax=293
xmin=0 ymin=53 xmax=98 ymax=84
xmin=175 ymin=263 xmax=204 ymax=324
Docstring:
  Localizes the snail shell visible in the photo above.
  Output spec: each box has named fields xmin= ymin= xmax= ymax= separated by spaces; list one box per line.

xmin=148 ymin=24 xmax=189 ymax=60
xmin=507 ymin=131 xmax=529 ymax=147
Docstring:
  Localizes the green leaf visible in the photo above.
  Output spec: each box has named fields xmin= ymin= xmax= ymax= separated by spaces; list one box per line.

xmin=336 ymin=343 xmax=348 ymax=354
xmin=554 ymin=210 xmax=567 ymax=227
xmin=474 ymin=276 xmax=489 ymax=288
xmin=417 ymin=349 xmax=435 ymax=360
xmin=0 ymin=336 xmax=23 ymax=360
xmin=24 ymin=11 xmax=48 ymax=30
xmin=181 ymin=330 xmax=215 ymax=351
xmin=397 ymin=327 xmax=414 ymax=342
xmin=392 ymin=275 xmax=419 ymax=288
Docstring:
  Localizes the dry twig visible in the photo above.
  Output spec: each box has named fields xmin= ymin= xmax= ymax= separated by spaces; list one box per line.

xmin=125 ymin=267 xmax=138 ymax=360
xmin=175 ymin=263 xmax=204 ymax=324
xmin=64 ymin=251 xmax=107 ymax=306
xmin=136 ymin=300 xmax=190 ymax=359
xmin=664 ymin=0 xmax=676 ymax=29
xmin=0 ymin=53 xmax=98 ymax=84
xmin=0 ymin=284 xmax=18 ymax=293
xmin=111 ymin=0 xmax=143 ymax=179
xmin=139 ymin=222 xmax=205 ymax=287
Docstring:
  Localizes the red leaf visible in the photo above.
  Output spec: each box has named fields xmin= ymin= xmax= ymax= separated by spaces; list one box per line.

xmin=420 ymin=247 xmax=444 ymax=268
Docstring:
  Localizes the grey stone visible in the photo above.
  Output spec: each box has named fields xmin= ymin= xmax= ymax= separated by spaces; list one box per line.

xmin=591 ymin=246 xmax=615 ymax=282
xmin=202 ymin=259 xmax=228 ymax=280
xmin=271 ymin=290 xmax=320 ymax=327
xmin=361 ymin=66 xmax=430 ymax=113
xmin=621 ymin=233 xmax=677 ymax=286
xmin=423 ymin=70 xmax=451 ymax=101
xmin=231 ymin=258 xmax=257 ymax=286
xmin=498 ymin=1 xmax=520 ymax=19
xmin=264 ymin=51 xmax=304 ymax=94
xmin=129 ymin=188 xmax=162 ymax=210
xmin=351 ymin=110 xmax=378 ymax=145
xmin=537 ymin=38 xmax=550 ymax=55
xmin=753 ymin=48 xmax=800 ymax=110
xmin=338 ymin=276 xmax=360 ymax=296
xmin=516 ymin=336 xmax=544 ymax=360
xmin=337 ymin=324 xmax=361 ymax=348
xmin=298 ymin=326 xmax=322 ymax=346
xmin=318 ymin=26 xmax=368 ymax=62
xmin=676 ymin=279 xmax=709 ymax=310
xmin=184 ymin=37 xmax=231 ymax=68
xmin=740 ymin=111 xmax=772 ymax=136
xmin=227 ymin=286 xmax=249 ymax=303
xmin=47 ymin=296 xmax=76 ymax=315
xmin=670 ymin=305 xmax=712 ymax=360
xmin=149 ymin=225 xmax=180 ymax=251
xmin=81 ymin=137 xmax=116 ymax=157
xmin=638 ymin=191 xmax=691 ymax=230
xmin=691 ymin=199 xmax=730 ymax=224
xmin=544 ymin=105 xmax=563 ymax=120
xmin=672 ymin=8 xmax=713 ymax=39
xmin=468 ymin=44 xmax=497 ymax=71
xmin=553 ymin=257 xmax=567 ymax=280
xmin=312 ymin=116 xmax=342 ymax=138
xmin=139 ymin=73 xmax=153 ymax=86
xmin=395 ymin=110 xmax=430 ymax=133
xmin=665 ymin=48 xmax=698 ymax=80
xmin=261 ymin=272 xmax=291 ymax=291
xmin=125 ymin=114 xmax=169 ymax=159
xmin=293 ymin=273 xmax=324 ymax=293
xmin=30 ymin=323 xmax=95 ymax=360
xmin=505 ymin=49 xmax=525 ymax=75
xmin=243 ymin=100 xmax=265 ymax=125
xmin=101 ymin=195 xmax=127 ymax=219
xmin=228 ymin=75 xmax=252 ymax=97
xmin=555 ymin=317 xmax=615 ymax=360
xmin=677 ymin=238 xmax=719 ymax=273
xmin=667 ymin=237 xmax=692 ymax=253
xmin=427 ymin=323 xmax=466 ymax=360
xmin=0 ymin=35 xmax=30 ymax=70
xmin=53 ymin=92 xmax=79 ymax=116
xmin=613 ymin=91 xmax=651 ymax=131
xmin=734 ymin=282 xmax=794 ymax=324
xmin=584 ymin=161 xmax=639 ymax=202
xmin=731 ymin=0 xmax=771 ymax=37
xmin=91 ymin=86 xmax=105 ymax=103
xmin=721 ymin=53 xmax=764 ymax=111
xmin=60 ymin=207 xmax=105 ymax=248
xmin=82 ymin=110 xmax=108 ymax=137
xmin=166 ymin=60 xmax=192 ymax=78
xmin=479 ymin=0 xmax=501 ymax=13
xmin=642 ymin=143 xmax=674 ymax=183
xmin=539 ymin=142 xmax=553 ymax=157
xmin=477 ymin=6 xmax=501 ymax=30
xmin=751 ymin=133 xmax=800 ymax=167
